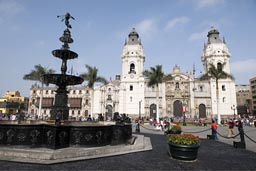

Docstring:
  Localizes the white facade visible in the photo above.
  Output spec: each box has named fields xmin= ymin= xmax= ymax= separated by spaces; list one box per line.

xmin=93 ymin=28 xmax=145 ymax=119
xmin=28 ymin=84 xmax=91 ymax=120
xmin=119 ymin=28 xmax=145 ymax=117
xmin=28 ymin=27 xmax=237 ymax=121
xmin=201 ymin=26 xmax=237 ymax=119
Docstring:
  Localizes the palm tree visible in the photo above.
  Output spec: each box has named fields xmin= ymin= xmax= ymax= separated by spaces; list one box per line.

xmin=79 ymin=64 xmax=108 ymax=118
xmin=23 ymin=64 xmax=56 ymax=82
xmin=143 ymin=65 xmax=172 ymax=122
xmin=199 ymin=63 xmax=234 ymax=124
xmin=23 ymin=64 xmax=55 ymax=119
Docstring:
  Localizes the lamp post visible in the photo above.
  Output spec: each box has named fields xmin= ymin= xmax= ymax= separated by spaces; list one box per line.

xmin=182 ymin=105 xmax=186 ymax=126
xmin=139 ymin=100 xmax=142 ymax=119
xmin=136 ymin=100 xmax=142 ymax=133
xmin=38 ymin=77 xmax=44 ymax=120
xmin=231 ymin=104 xmax=236 ymax=119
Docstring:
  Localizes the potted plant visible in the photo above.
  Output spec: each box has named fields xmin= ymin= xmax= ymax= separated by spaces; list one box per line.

xmin=165 ymin=124 xmax=182 ymax=134
xmin=167 ymin=133 xmax=200 ymax=161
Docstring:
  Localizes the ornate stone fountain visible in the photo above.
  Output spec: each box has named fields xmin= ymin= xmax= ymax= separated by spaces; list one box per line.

xmin=43 ymin=12 xmax=84 ymax=121
xmin=0 ymin=13 xmax=132 ymax=150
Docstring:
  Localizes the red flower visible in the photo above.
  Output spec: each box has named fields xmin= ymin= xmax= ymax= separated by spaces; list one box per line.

xmin=167 ymin=133 xmax=200 ymax=145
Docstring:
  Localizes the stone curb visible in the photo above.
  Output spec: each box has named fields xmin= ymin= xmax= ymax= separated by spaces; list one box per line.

xmin=0 ymin=134 xmax=152 ymax=164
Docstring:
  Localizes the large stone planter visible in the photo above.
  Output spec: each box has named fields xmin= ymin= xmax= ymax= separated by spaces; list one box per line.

xmin=168 ymin=142 xmax=200 ymax=161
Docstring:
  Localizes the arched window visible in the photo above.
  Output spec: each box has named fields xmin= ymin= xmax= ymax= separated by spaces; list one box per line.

xmin=130 ymin=85 xmax=133 ymax=91
xmin=222 ymin=85 xmax=226 ymax=91
xmin=107 ymin=95 xmax=112 ymax=100
xmin=199 ymin=85 xmax=203 ymax=92
xmin=129 ymin=63 xmax=136 ymax=74
xmin=217 ymin=62 xmax=222 ymax=71
xmin=175 ymin=82 xmax=179 ymax=89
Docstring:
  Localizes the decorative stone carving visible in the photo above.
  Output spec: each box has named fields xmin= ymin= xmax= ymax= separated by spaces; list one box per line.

xmin=17 ymin=133 xmax=26 ymax=142
xmin=6 ymin=129 xmax=15 ymax=144
xmin=0 ymin=132 xmax=4 ymax=140
xmin=84 ymin=134 xmax=93 ymax=142
xmin=96 ymin=131 xmax=103 ymax=144
xmin=30 ymin=130 xmax=40 ymax=145
xmin=73 ymin=131 xmax=82 ymax=144
xmin=58 ymin=131 xmax=67 ymax=146
xmin=46 ymin=130 xmax=54 ymax=145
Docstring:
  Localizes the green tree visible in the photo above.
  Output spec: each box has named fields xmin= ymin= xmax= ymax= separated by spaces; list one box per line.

xmin=23 ymin=64 xmax=55 ymax=119
xmin=23 ymin=64 xmax=55 ymax=83
xmin=79 ymin=64 xmax=108 ymax=117
xmin=143 ymin=65 xmax=172 ymax=122
xmin=199 ymin=63 xmax=234 ymax=124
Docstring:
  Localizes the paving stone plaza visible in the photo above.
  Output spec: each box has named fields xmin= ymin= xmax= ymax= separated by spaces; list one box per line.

xmin=0 ymin=124 xmax=255 ymax=170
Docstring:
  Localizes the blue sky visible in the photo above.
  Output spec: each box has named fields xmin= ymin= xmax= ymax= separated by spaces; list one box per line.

xmin=1 ymin=0 xmax=256 ymax=97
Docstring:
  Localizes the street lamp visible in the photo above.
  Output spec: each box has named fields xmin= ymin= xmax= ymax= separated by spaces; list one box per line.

xmin=231 ymin=104 xmax=236 ymax=119
xmin=136 ymin=100 xmax=142 ymax=133
xmin=139 ymin=100 xmax=142 ymax=119
xmin=38 ymin=76 xmax=46 ymax=120
xmin=182 ymin=105 xmax=186 ymax=126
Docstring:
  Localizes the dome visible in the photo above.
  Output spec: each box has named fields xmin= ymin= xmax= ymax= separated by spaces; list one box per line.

xmin=126 ymin=28 xmax=141 ymax=45
xmin=207 ymin=26 xmax=222 ymax=44
xmin=128 ymin=28 xmax=139 ymax=38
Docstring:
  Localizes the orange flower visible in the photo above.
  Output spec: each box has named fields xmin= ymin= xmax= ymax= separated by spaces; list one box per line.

xmin=167 ymin=133 xmax=200 ymax=145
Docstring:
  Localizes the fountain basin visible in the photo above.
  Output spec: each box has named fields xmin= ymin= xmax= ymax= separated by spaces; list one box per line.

xmin=43 ymin=74 xmax=84 ymax=86
xmin=0 ymin=121 xmax=132 ymax=149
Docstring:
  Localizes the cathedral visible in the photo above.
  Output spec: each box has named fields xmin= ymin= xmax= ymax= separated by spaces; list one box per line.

xmin=28 ymin=27 xmax=237 ymax=121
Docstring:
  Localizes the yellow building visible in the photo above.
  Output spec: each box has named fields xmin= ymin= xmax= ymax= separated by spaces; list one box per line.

xmin=0 ymin=91 xmax=28 ymax=114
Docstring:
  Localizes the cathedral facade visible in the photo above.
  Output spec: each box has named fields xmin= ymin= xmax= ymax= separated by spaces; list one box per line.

xmin=28 ymin=27 xmax=237 ymax=121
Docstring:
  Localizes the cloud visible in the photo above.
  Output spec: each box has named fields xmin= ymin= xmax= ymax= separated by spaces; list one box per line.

xmin=164 ymin=16 xmax=190 ymax=31
xmin=0 ymin=0 xmax=24 ymax=24
xmin=0 ymin=0 xmax=24 ymax=16
xmin=188 ymin=29 xmax=208 ymax=42
xmin=194 ymin=0 xmax=225 ymax=8
xmin=231 ymin=59 xmax=256 ymax=84
xmin=135 ymin=18 xmax=157 ymax=40
xmin=35 ymin=40 xmax=46 ymax=48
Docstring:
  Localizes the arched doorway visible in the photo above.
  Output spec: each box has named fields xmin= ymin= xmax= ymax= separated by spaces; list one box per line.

xmin=173 ymin=100 xmax=182 ymax=117
xmin=199 ymin=104 xmax=206 ymax=118
xmin=150 ymin=104 xmax=156 ymax=119
xmin=84 ymin=110 xmax=88 ymax=117
xmin=106 ymin=105 xmax=113 ymax=120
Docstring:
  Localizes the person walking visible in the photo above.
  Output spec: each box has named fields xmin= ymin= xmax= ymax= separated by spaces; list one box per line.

xmin=211 ymin=119 xmax=218 ymax=140
xmin=228 ymin=118 xmax=235 ymax=137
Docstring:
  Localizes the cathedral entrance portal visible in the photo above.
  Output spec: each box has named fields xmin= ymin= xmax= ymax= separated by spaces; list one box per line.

xmin=106 ymin=105 xmax=113 ymax=120
xmin=150 ymin=104 xmax=156 ymax=119
xmin=84 ymin=110 xmax=88 ymax=117
xmin=173 ymin=100 xmax=182 ymax=118
xmin=199 ymin=104 xmax=206 ymax=118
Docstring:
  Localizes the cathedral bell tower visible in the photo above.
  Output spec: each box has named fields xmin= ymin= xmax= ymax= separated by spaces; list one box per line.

xmin=201 ymin=26 xmax=231 ymax=74
xmin=121 ymin=28 xmax=145 ymax=80
xmin=119 ymin=28 xmax=145 ymax=116
xmin=201 ymin=26 xmax=236 ymax=120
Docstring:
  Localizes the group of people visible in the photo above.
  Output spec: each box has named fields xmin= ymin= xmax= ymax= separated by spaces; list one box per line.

xmin=150 ymin=118 xmax=172 ymax=131
xmin=0 ymin=112 xmax=27 ymax=121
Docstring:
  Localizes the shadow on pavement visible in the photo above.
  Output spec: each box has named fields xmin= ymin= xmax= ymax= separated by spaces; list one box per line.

xmin=0 ymin=132 xmax=255 ymax=170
